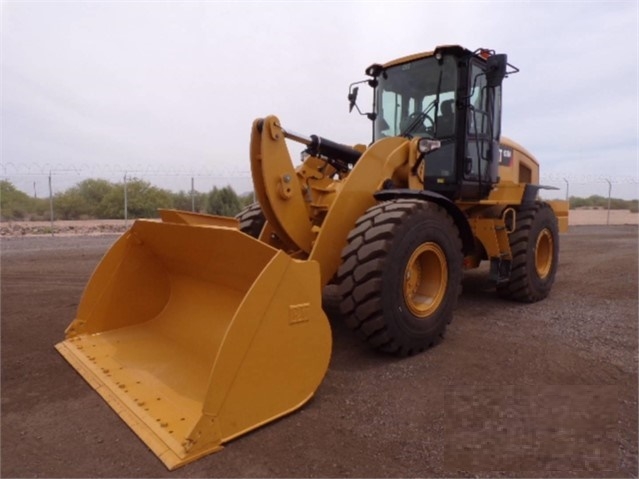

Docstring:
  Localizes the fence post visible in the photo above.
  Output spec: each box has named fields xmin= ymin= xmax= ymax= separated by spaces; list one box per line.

xmin=605 ymin=179 xmax=612 ymax=226
xmin=48 ymin=171 xmax=54 ymax=237
xmin=124 ymin=172 xmax=128 ymax=227
xmin=191 ymin=177 xmax=195 ymax=212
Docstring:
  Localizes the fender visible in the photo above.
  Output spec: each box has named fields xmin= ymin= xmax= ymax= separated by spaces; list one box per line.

xmin=374 ymin=189 xmax=475 ymax=255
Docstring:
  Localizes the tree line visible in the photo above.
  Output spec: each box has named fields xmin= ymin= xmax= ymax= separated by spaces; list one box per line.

xmin=1 ymin=178 xmax=637 ymax=221
xmin=0 ymin=178 xmax=253 ymax=221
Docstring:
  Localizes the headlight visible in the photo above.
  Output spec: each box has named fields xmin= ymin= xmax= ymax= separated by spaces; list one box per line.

xmin=418 ymin=138 xmax=441 ymax=154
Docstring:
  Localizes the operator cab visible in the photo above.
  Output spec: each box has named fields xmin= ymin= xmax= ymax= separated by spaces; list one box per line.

xmin=354 ymin=45 xmax=514 ymax=201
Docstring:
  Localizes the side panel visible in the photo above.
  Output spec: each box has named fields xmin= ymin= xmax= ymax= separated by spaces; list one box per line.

xmin=498 ymin=137 xmax=540 ymax=185
xmin=548 ymin=200 xmax=569 ymax=233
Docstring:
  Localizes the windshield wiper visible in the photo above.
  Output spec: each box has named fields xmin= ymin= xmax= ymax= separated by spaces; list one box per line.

xmin=400 ymin=68 xmax=444 ymax=138
xmin=400 ymin=100 xmax=437 ymax=138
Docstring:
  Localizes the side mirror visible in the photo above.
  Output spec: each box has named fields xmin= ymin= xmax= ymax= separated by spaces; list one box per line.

xmin=486 ymin=54 xmax=508 ymax=87
xmin=347 ymin=79 xmax=376 ymax=120
xmin=348 ymin=86 xmax=359 ymax=113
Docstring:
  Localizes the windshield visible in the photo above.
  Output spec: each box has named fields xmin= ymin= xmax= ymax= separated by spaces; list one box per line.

xmin=374 ymin=55 xmax=458 ymax=140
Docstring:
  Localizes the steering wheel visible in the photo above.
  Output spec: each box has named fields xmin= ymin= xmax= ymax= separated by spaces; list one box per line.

xmin=400 ymin=112 xmax=435 ymax=136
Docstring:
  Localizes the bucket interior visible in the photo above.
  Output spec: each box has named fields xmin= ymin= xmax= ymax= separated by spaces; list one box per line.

xmin=59 ymin=221 xmax=279 ymax=442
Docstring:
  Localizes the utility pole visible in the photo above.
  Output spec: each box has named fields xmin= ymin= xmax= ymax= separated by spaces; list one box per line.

xmin=563 ymin=177 xmax=569 ymax=202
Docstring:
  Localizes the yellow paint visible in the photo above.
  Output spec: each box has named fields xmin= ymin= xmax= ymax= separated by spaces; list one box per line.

xmin=535 ymin=229 xmax=554 ymax=278
xmin=468 ymin=217 xmax=511 ymax=260
xmin=308 ymin=136 xmax=409 ymax=285
xmin=250 ymin=116 xmax=315 ymax=254
xmin=548 ymin=200 xmax=569 ymax=233
xmin=403 ymin=242 xmax=447 ymax=317
xmin=57 ymin=103 xmax=571 ymax=470
xmin=56 ymin=220 xmax=331 ymax=470
xmin=159 ymin=209 xmax=239 ymax=228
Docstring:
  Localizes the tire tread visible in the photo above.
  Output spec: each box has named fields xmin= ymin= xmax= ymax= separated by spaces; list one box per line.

xmin=335 ymin=199 xmax=463 ymax=356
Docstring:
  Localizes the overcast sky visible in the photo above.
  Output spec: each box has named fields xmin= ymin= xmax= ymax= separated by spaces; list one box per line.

xmin=2 ymin=1 xmax=638 ymax=199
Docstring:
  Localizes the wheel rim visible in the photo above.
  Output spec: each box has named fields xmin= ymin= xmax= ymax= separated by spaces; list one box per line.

xmin=535 ymin=229 xmax=553 ymax=279
xmin=403 ymin=242 xmax=447 ymax=318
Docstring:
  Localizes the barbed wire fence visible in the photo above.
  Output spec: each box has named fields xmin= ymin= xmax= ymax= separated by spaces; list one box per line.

xmin=1 ymin=162 xmax=255 ymax=235
xmin=1 ymin=163 xmax=638 ymax=233
xmin=538 ymin=174 xmax=639 ymax=199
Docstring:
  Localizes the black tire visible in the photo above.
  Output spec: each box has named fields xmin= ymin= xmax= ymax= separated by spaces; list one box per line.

xmin=236 ymin=202 xmax=265 ymax=239
xmin=335 ymin=199 xmax=463 ymax=356
xmin=497 ymin=202 xmax=559 ymax=302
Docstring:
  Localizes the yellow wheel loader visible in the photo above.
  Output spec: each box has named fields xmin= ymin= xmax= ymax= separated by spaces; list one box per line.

xmin=56 ymin=45 xmax=568 ymax=469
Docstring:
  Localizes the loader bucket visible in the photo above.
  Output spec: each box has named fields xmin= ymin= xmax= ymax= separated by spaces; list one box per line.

xmin=158 ymin=208 xmax=240 ymax=228
xmin=55 ymin=220 xmax=332 ymax=470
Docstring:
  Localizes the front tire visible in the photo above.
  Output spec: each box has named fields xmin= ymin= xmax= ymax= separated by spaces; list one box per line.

xmin=335 ymin=200 xmax=463 ymax=356
xmin=497 ymin=202 xmax=559 ymax=302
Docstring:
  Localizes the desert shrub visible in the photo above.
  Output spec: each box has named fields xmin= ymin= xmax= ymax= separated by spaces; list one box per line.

xmin=206 ymin=186 xmax=243 ymax=217
xmin=1 ymin=181 xmax=36 ymax=220
xmin=96 ymin=179 xmax=174 ymax=219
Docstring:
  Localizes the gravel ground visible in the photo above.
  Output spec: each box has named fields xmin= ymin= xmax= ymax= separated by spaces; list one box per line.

xmin=1 ymin=225 xmax=637 ymax=478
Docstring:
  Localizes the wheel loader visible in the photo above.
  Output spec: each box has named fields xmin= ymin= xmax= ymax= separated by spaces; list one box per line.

xmin=56 ymin=45 xmax=568 ymax=470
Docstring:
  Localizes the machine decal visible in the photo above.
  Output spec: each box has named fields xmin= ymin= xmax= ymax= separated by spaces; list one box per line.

xmin=499 ymin=145 xmax=513 ymax=166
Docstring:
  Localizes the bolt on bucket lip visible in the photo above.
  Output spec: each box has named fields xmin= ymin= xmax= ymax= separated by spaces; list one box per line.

xmin=56 ymin=337 xmax=222 ymax=469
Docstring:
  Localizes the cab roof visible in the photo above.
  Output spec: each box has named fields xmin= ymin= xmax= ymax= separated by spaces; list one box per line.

xmin=367 ymin=45 xmax=481 ymax=76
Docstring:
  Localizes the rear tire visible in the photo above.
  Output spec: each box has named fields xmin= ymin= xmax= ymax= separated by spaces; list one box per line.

xmin=335 ymin=199 xmax=463 ymax=356
xmin=236 ymin=202 xmax=265 ymax=239
xmin=497 ymin=202 xmax=559 ymax=302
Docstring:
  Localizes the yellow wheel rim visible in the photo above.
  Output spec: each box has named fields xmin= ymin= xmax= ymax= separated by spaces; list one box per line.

xmin=535 ymin=229 xmax=553 ymax=279
xmin=403 ymin=242 xmax=447 ymax=318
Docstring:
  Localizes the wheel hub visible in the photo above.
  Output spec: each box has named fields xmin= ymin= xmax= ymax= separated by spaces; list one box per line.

xmin=535 ymin=228 xmax=553 ymax=279
xmin=403 ymin=242 xmax=447 ymax=318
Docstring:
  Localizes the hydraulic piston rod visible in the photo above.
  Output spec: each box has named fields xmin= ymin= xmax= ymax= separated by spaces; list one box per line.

xmin=283 ymin=128 xmax=362 ymax=166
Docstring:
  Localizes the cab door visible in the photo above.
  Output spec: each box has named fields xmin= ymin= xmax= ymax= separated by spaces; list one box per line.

xmin=461 ymin=59 xmax=502 ymax=200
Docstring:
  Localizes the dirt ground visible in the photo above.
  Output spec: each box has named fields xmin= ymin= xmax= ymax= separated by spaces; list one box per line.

xmin=1 ymin=225 xmax=637 ymax=478
xmin=0 ymin=208 xmax=637 ymax=238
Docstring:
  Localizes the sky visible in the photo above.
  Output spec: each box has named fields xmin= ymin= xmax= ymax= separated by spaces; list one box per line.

xmin=2 ymin=1 xmax=638 ymax=199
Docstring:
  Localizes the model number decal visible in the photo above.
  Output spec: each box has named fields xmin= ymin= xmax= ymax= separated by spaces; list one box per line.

xmin=499 ymin=145 xmax=513 ymax=166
